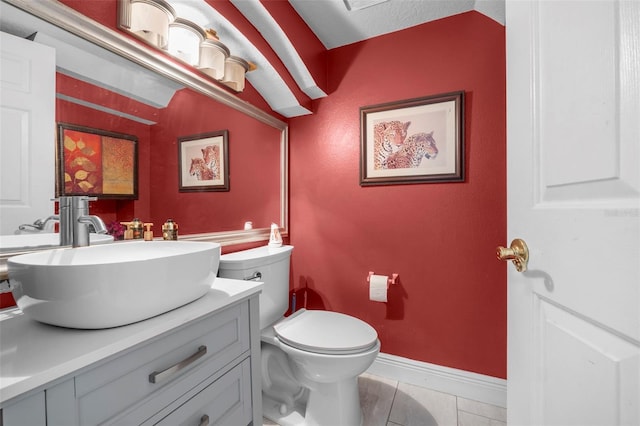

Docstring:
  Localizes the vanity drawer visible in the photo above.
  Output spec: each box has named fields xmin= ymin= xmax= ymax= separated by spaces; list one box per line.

xmin=150 ymin=357 xmax=252 ymax=426
xmin=75 ymin=302 xmax=249 ymax=425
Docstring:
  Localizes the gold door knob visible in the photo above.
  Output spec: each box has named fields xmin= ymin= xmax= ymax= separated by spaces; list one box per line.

xmin=497 ymin=238 xmax=529 ymax=272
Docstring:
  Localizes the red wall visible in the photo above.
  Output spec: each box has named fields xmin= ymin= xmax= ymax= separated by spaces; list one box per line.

xmin=288 ymin=12 xmax=507 ymax=378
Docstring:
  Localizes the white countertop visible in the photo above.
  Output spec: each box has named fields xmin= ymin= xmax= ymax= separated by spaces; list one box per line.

xmin=0 ymin=277 xmax=262 ymax=406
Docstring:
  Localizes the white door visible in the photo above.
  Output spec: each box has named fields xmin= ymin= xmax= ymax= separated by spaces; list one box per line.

xmin=0 ymin=31 xmax=56 ymax=234
xmin=505 ymin=1 xmax=640 ymax=425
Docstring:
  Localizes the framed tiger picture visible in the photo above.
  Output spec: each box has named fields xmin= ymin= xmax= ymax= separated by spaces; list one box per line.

xmin=359 ymin=91 xmax=465 ymax=186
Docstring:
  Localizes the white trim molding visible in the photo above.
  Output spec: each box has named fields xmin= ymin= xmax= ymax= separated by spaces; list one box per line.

xmin=367 ymin=352 xmax=507 ymax=408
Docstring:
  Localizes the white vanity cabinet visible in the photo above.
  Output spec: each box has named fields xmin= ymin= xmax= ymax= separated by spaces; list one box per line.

xmin=50 ymin=303 xmax=252 ymax=426
xmin=0 ymin=278 xmax=262 ymax=426
xmin=1 ymin=391 xmax=46 ymax=425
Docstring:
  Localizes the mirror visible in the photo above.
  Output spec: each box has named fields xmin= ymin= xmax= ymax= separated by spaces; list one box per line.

xmin=0 ymin=0 xmax=288 ymax=253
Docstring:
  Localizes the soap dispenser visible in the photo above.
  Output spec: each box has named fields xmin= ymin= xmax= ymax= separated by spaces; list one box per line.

xmin=143 ymin=223 xmax=154 ymax=241
xmin=120 ymin=222 xmax=133 ymax=240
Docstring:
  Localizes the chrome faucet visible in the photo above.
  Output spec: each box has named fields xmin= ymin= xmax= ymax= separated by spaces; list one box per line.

xmin=58 ymin=196 xmax=73 ymax=246
xmin=18 ymin=215 xmax=60 ymax=232
xmin=58 ymin=196 xmax=107 ymax=247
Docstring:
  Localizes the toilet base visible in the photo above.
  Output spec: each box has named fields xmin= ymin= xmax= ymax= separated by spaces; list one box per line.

xmin=262 ymin=377 xmax=363 ymax=426
xmin=263 ymin=394 xmax=306 ymax=426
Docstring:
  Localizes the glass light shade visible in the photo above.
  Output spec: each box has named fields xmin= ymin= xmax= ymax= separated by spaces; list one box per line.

xmin=128 ymin=0 xmax=175 ymax=49
xmin=168 ymin=18 xmax=206 ymax=66
xmin=198 ymin=39 xmax=230 ymax=81
xmin=222 ymin=56 xmax=250 ymax=92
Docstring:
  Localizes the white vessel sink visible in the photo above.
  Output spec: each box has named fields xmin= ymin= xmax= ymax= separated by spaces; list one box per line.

xmin=0 ymin=233 xmax=114 ymax=253
xmin=7 ymin=241 xmax=221 ymax=329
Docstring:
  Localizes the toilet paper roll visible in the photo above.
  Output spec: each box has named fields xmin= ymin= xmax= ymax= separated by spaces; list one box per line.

xmin=369 ymin=274 xmax=388 ymax=303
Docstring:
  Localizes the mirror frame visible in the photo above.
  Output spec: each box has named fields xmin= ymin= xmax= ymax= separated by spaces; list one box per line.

xmin=3 ymin=0 xmax=289 ymax=247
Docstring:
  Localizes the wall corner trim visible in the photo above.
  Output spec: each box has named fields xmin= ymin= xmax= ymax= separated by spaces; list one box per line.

xmin=366 ymin=353 xmax=507 ymax=408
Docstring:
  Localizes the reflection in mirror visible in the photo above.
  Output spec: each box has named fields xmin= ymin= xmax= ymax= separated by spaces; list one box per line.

xmin=0 ymin=0 xmax=288 ymax=255
xmin=56 ymin=74 xmax=282 ymax=235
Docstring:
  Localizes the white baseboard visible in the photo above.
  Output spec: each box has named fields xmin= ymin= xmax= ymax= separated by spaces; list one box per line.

xmin=366 ymin=352 xmax=507 ymax=408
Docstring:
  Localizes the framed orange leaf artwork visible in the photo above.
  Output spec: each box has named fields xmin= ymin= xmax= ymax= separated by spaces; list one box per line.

xmin=57 ymin=123 xmax=138 ymax=199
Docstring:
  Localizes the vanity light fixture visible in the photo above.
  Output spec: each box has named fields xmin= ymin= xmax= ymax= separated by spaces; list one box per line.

xmin=119 ymin=1 xmax=256 ymax=92
xmin=168 ymin=18 xmax=206 ymax=66
xmin=222 ymin=56 xmax=256 ymax=92
xmin=118 ymin=0 xmax=176 ymax=49
xmin=198 ymin=29 xmax=230 ymax=81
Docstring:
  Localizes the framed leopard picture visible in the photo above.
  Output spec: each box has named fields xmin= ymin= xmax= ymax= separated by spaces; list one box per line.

xmin=178 ymin=130 xmax=229 ymax=192
xmin=359 ymin=91 xmax=464 ymax=186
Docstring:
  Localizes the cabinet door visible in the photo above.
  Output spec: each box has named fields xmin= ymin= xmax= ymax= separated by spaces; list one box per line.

xmin=1 ymin=392 xmax=46 ymax=426
xmin=152 ymin=358 xmax=252 ymax=426
xmin=46 ymin=379 xmax=78 ymax=426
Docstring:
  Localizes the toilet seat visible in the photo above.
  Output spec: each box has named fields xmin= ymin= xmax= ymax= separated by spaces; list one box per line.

xmin=274 ymin=309 xmax=378 ymax=355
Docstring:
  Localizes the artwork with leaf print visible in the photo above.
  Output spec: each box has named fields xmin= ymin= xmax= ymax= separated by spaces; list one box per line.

xmin=360 ymin=91 xmax=465 ymax=186
xmin=57 ymin=124 xmax=138 ymax=198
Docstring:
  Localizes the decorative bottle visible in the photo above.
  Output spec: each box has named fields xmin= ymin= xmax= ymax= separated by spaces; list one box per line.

xmin=162 ymin=219 xmax=178 ymax=240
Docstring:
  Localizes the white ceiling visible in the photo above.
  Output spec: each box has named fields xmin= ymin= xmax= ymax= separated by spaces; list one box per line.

xmin=288 ymin=0 xmax=505 ymax=49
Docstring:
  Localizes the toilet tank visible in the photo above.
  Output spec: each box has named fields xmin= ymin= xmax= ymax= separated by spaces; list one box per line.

xmin=218 ymin=245 xmax=293 ymax=329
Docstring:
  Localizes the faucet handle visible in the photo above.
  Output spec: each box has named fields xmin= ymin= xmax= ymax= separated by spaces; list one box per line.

xmin=73 ymin=196 xmax=98 ymax=207
xmin=79 ymin=196 xmax=98 ymax=201
xmin=52 ymin=196 xmax=73 ymax=208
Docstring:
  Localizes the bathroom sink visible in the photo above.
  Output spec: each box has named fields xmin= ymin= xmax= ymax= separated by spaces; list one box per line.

xmin=7 ymin=241 xmax=221 ymax=329
xmin=0 ymin=233 xmax=114 ymax=253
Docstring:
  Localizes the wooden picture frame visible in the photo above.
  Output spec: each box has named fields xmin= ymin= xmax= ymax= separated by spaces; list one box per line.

xmin=178 ymin=130 xmax=229 ymax=192
xmin=57 ymin=123 xmax=138 ymax=198
xmin=360 ymin=91 xmax=465 ymax=186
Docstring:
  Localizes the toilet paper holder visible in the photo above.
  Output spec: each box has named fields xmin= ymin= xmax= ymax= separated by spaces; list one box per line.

xmin=367 ymin=271 xmax=398 ymax=286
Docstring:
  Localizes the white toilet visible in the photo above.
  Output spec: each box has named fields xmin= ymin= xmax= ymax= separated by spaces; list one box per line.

xmin=218 ymin=245 xmax=380 ymax=426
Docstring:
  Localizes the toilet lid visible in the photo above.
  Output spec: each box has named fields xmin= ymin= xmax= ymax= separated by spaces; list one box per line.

xmin=274 ymin=310 xmax=378 ymax=355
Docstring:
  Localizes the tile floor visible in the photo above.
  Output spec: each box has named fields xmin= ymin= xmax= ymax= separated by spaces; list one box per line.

xmin=263 ymin=372 xmax=506 ymax=426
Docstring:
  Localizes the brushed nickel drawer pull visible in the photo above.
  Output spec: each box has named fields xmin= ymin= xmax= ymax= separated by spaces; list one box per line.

xmin=148 ymin=345 xmax=207 ymax=384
